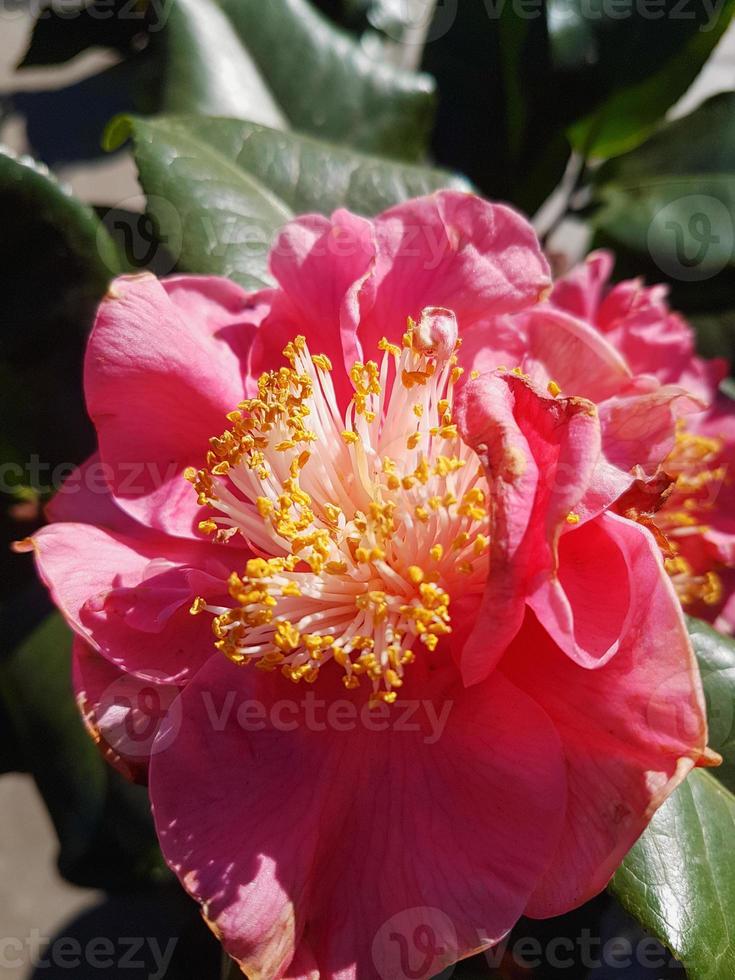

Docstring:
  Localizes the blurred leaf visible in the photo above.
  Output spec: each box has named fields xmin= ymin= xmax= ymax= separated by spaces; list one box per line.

xmin=609 ymin=618 xmax=735 ymax=976
xmin=109 ymin=113 xmax=470 ymax=286
xmin=611 ymin=770 xmax=735 ymax=979
xmin=596 ymin=92 xmax=735 ymax=184
xmin=0 ymin=614 xmax=167 ymax=888
xmin=150 ymin=0 xmax=285 ymax=126
xmin=590 ymin=94 xmax=735 ymax=278
xmin=220 ymin=0 xmax=436 ymax=161
xmin=690 ymin=310 xmax=735 ymax=368
xmin=18 ymin=0 xmax=150 ymax=67
xmin=549 ymin=0 xmax=735 ymax=158
xmin=422 ymin=1 xmax=569 ymax=212
xmin=0 ymin=151 xmax=122 ymax=598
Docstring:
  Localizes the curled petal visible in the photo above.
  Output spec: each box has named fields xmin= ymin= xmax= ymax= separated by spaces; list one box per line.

xmin=455 ymin=373 xmax=602 ymax=683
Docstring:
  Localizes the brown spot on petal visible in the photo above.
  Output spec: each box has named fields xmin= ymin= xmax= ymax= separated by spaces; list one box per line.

xmin=502 ymin=446 xmax=526 ymax=481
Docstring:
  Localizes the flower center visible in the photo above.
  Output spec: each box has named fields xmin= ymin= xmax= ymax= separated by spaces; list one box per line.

xmin=186 ymin=310 xmax=490 ymax=703
xmin=658 ymin=422 xmax=728 ymax=608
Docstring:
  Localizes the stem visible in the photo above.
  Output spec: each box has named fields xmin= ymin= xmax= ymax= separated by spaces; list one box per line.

xmin=533 ymin=151 xmax=587 ymax=244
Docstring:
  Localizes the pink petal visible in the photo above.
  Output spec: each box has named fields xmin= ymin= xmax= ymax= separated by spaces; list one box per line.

xmin=550 ymin=250 xmax=614 ymax=322
xmin=73 ymin=638 xmax=180 ymax=784
xmin=357 ymin=191 xmax=550 ymax=356
xmin=150 ymin=657 xmax=567 ymax=979
xmin=45 ymin=453 xmax=139 ymax=533
xmin=85 ymin=274 xmax=262 ymax=538
xmin=527 ymin=512 xmax=635 ymax=667
xmin=455 ymin=373 xmax=602 ymax=683
xmin=516 ymin=306 xmax=631 ymax=402
xmin=599 ymin=381 xmax=703 ymax=475
xmin=249 ymin=211 xmax=376 ymax=405
xmin=502 ymin=568 xmax=707 ymax=917
xmin=32 ymin=522 xmax=234 ymax=683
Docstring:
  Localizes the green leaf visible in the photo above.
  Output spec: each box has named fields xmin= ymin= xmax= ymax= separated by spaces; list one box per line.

xmin=611 ymin=770 xmax=735 ymax=979
xmin=688 ymin=617 xmax=735 ymax=795
xmin=0 ymin=614 xmax=166 ymax=888
xmin=150 ymin=0 xmax=285 ymax=127
xmin=609 ymin=618 xmax=735 ymax=976
xmin=219 ymin=0 xmax=436 ymax=161
xmin=110 ymin=113 xmax=470 ymax=286
xmin=590 ymin=94 xmax=735 ymax=278
xmin=107 ymin=114 xmax=293 ymax=289
xmin=553 ymin=0 xmax=735 ymax=158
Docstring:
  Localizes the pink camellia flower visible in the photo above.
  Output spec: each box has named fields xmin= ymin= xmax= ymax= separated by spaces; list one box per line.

xmin=23 ymin=193 xmax=713 ymax=978
xmin=549 ymin=251 xmax=735 ymax=632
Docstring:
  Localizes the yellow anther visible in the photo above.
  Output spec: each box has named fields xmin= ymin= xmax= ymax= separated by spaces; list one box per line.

xmin=341 ymin=431 xmax=359 ymax=445
xmin=429 ymin=544 xmax=444 ymax=561
xmin=189 ymin=596 xmax=207 ymax=615
xmin=566 ymin=512 xmax=581 ymax=525
xmin=408 ymin=566 xmax=424 ymax=585
xmin=274 ymin=621 xmax=301 ymax=653
xmin=246 ymin=557 xmax=271 ymax=579
xmin=198 ymin=519 xmax=217 ymax=535
xmin=378 ymin=337 xmax=401 ymax=357
xmin=548 ymin=380 xmax=561 ymax=397
xmin=256 ymin=496 xmax=273 ymax=518
xmin=312 ymin=353 xmax=333 ymax=372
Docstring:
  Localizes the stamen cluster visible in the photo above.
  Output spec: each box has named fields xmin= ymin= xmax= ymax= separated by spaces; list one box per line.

xmin=186 ymin=317 xmax=490 ymax=702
